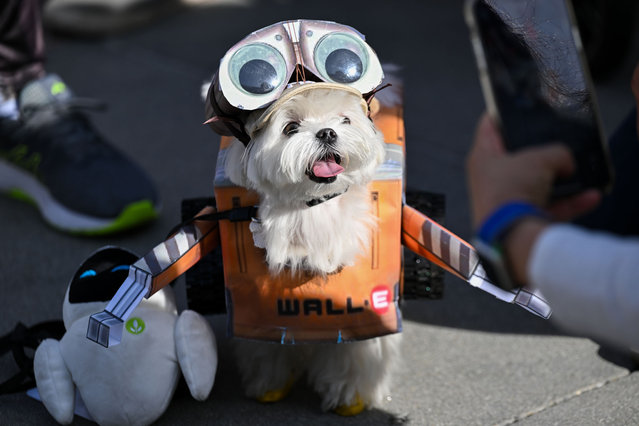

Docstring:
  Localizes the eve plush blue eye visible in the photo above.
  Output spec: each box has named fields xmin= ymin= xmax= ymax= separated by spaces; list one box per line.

xmin=79 ymin=270 xmax=96 ymax=279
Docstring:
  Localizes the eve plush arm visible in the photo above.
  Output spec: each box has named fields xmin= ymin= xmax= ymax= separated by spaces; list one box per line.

xmin=175 ymin=310 xmax=218 ymax=401
xmin=86 ymin=207 xmax=221 ymax=347
xmin=401 ymin=204 xmax=551 ymax=318
xmin=34 ymin=339 xmax=75 ymax=425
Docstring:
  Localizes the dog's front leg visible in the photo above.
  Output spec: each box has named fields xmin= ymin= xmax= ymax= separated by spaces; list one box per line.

xmin=234 ymin=340 xmax=303 ymax=403
xmin=306 ymin=333 xmax=402 ymax=415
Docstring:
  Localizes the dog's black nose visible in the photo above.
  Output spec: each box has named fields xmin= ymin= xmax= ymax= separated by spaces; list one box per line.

xmin=316 ymin=128 xmax=337 ymax=144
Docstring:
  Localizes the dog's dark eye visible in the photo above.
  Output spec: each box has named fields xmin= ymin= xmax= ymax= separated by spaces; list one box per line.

xmin=341 ymin=117 xmax=351 ymax=125
xmin=283 ymin=121 xmax=300 ymax=136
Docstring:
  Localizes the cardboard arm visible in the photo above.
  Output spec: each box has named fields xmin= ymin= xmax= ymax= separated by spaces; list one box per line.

xmin=401 ymin=204 xmax=552 ymax=319
xmin=86 ymin=207 xmax=221 ymax=347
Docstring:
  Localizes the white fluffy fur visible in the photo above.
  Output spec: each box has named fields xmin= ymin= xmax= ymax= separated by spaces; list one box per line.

xmin=225 ymin=88 xmax=385 ymax=275
xmin=224 ymin=87 xmax=402 ymax=411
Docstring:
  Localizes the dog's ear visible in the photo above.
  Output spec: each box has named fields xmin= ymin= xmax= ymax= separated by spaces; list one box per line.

xmin=223 ymin=139 xmax=250 ymax=187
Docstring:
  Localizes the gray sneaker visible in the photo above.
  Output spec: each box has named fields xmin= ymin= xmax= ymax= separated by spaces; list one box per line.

xmin=0 ymin=74 xmax=160 ymax=235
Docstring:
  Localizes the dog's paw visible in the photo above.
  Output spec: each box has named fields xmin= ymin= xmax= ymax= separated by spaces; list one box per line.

xmin=255 ymin=375 xmax=296 ymax=403
xmin=333 ymin=394 xmax=366 ymax=416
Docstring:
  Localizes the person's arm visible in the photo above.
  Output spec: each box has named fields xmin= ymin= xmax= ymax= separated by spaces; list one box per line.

xmin=528 ymin=224 xmax=639 ymax=349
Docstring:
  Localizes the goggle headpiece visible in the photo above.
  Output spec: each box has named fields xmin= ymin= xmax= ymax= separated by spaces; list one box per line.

xmin=205 ymin=19 xmax=384 ymax=143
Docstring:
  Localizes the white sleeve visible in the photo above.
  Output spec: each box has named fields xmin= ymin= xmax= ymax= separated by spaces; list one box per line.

xmin=528 ymin=224 xmax=639 ymax=350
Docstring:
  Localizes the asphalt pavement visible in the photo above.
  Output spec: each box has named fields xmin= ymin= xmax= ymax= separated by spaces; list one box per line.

xmin=1 ymin=1 xmax=638 ymax=425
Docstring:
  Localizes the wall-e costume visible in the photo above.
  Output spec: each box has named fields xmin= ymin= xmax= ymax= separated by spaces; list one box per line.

xmin=86 ymin=20 xmax=551 ymax=348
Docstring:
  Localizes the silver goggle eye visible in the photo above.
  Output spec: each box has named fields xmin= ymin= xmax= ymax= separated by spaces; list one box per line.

xmin=314 ymin=33 xmax=368 ymax=84
xmin=229 ymin=43 xmax=287 ymax=95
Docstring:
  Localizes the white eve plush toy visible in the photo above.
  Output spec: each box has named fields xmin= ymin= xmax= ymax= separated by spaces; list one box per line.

xmin=33 ymin=247 xmax=217 ymax=426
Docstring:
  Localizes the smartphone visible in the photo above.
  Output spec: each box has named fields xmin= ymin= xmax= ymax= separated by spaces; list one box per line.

xmin=464 ymin=0 xmax=613 ymax=197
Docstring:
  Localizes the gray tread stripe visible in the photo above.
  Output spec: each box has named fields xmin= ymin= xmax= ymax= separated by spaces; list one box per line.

xmin=449 ymin=237 xmax=461 ymax=272
xmin=152 ymin=244 xmax=172 ymax=271
xmin=164 ymin=237 xmax=181 ymax=263
xmin=184 ymin=224 xmax=197 ymax=246
xmin=430 ymin=221 xmax=441 ymax=257
xmin=440 ymin=232 xmax=451 ymax=266
xmin=459 ymin=244 xmax=471 ymax=278
xmin=143 ymin=250 xmax=162 ymax=275
xmin=175 ymin=230 xmax=190 ymax=255
xmin=422 ymin=219 xmax=476 ymax=280
xmin=422 ymin=220 xmax=433 ymax=252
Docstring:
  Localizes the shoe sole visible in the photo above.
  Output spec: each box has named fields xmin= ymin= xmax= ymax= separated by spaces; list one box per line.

xmin=0 ymin=159 xmax=159 ymax=236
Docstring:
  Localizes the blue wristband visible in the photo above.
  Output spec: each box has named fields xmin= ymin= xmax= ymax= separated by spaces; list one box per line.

xmin=477 ymin=202 xmax=546 ymax=245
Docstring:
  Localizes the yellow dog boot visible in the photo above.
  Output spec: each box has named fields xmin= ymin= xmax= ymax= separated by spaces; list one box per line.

xmin=334 ymin=394 xmax=365 ymax=416
xmin=256 ymin=376 xmax=296 ymax=403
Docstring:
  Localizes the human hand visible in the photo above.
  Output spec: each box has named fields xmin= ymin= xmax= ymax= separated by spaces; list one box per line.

xmin=466 ymin=113 xmax=601 ymax=229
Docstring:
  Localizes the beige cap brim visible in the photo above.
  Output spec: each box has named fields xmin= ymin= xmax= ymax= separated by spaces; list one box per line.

xmin=248 ymin=82 xmax=369 ymax=137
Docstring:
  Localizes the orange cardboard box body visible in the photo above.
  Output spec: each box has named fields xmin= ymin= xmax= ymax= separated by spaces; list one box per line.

xmin=213 ymin=103 xmax=406 ymax=343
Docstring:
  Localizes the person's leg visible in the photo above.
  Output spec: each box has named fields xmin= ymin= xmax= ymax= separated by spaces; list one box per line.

xmin=0 ymin=0 xmax=160 ymax=235
xmin=0 ymin=0 xmax=46 ymax=94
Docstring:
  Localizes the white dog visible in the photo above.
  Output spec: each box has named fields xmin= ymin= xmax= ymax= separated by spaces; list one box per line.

xmin=222 ymin=84 xmax=402 ymax=414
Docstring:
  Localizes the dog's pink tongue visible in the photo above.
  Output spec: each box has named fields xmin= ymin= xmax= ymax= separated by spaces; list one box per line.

xmin=312 ymin=155 xmax=344 ymax=178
